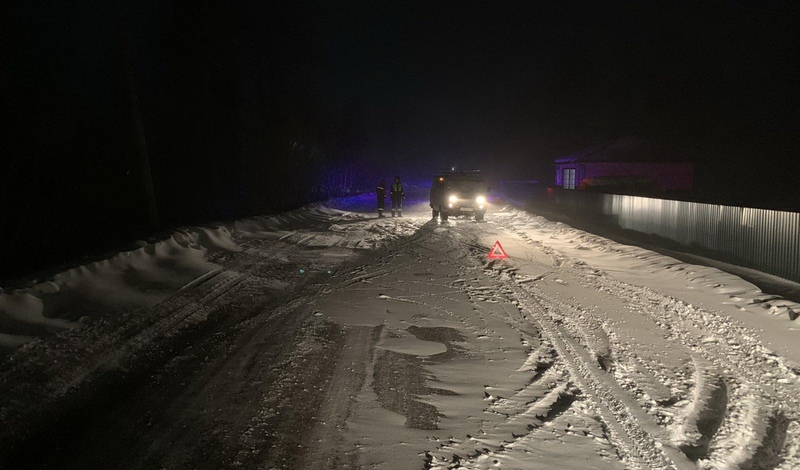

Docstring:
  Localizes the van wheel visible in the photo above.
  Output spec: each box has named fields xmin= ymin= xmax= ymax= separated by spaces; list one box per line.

xmin=475 ymin=212 xmax=484 ymax=221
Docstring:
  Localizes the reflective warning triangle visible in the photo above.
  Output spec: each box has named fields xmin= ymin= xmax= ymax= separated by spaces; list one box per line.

xmin=487 ymin=241 xmax=508 ymax=259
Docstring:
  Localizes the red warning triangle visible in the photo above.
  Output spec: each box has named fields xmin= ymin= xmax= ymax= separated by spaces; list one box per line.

xmin=487 ymin=241 xmax=508 ymax=259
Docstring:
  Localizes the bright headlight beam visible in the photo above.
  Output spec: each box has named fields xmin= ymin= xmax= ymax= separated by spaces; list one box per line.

xmin=476 ymin=196 xmax=486 ymax=205
xmin=448 ymin=195 xmax=458 ymax=203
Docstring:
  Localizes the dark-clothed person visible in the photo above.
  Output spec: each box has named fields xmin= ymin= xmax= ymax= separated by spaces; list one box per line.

xmin=390 ymin=176 xmax=404 ymax=217
xmin=377 ymin=179 xmax=387 ymax=218
xmin=430 ymin=177 xmax=446 ymax=221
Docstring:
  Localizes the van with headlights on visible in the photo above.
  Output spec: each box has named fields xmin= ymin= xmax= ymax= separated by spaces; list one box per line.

xmin=429 ymin=170 xmax=489 ymax=222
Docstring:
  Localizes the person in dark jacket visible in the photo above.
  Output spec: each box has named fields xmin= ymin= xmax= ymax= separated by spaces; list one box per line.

xmin=390 ymin=176 xmax=404 ymax=217
xmin=377 ymin=179 xmax=387 ymax=218
xmin=430 ymin=176 xmax=446 ymax=222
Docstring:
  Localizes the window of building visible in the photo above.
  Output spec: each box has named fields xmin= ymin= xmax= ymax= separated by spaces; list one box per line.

xmin=563 ymin=168 xmax=576 ymax=189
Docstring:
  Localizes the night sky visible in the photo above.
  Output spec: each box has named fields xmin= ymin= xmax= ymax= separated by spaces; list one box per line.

xmin=318 ymin=2 xmax=800 ymax=183
xmin=3 ymin=1 xmax=799 ymax=279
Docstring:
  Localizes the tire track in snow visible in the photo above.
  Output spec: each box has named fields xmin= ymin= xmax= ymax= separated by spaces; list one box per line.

xmin=672 ymin=356 xmax=728 ymax=460
xmin=461 ymin=251 xmax=675 ymax=467
xmin=492 ymin=212 xmax=800 ymax=469
xmin=425 ymin=237 xmax=628 ymax=469
xmin=327 ymin=221 xmax=593 ymax=469
xmin=474 ymin=220 xmax=690 ymax=468
xmin=514 ymin=288 xmax=691 ymax=469
xmin=591 ymin=276 xmax=799 ymax=469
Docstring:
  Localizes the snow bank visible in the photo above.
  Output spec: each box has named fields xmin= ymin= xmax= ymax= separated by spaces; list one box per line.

xmin=0 ymin=196 xmax=435 ymax=352
xmin=0 ymin=229 xmax=227 ymax=350
xmin=0 ymin=203 xmax=364 ymax=351
xmin=494 ymin=206 xmax=800 ymax=324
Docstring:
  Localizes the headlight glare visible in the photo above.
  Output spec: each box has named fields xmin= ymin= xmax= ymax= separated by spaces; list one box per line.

xmin=476 ymin=195 xmax=486 ymax=205
xmin=448 ymin=195 xmax=458 ymax=203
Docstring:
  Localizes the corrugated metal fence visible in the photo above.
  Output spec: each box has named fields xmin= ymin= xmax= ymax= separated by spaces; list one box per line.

xmin=553 ymin=191 xmax=800 ymax=283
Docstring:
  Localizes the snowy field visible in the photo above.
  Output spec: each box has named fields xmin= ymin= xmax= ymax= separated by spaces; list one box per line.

xmin=1 ymin=190 xmax=799 ymax=469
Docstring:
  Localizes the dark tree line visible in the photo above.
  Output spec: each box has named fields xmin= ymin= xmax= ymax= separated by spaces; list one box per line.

xmin=1 ymin=1 xmax=365 ymax=281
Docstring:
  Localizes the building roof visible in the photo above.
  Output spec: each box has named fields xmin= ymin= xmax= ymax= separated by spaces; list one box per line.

xmin=555 ymin=136 xmax=696 ymax=164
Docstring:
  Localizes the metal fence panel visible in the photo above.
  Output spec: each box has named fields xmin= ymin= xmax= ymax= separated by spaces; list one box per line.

xmin=552 ymin=191 xmax=800 ymax=283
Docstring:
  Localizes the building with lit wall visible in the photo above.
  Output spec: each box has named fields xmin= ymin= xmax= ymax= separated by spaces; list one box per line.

xmin=554 ymin=136 xmax=694 ymax=195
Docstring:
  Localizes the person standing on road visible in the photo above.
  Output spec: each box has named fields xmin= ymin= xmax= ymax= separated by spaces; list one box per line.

xmin=430 ymin=176 xmax=446 ymax=222
xmin=390 ymin=176 xmax=405 ymax=217
xmin=377 ymin=179 xmax=387 ymax=218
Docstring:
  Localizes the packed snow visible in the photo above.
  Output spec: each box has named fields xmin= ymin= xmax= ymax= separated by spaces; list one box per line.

xmin=1 ymin=189 xmax=798 ymax=469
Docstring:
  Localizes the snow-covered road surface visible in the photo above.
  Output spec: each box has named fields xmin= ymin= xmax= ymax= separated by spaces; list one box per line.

xmin=1 ymin=192 xmax=799 ymax=469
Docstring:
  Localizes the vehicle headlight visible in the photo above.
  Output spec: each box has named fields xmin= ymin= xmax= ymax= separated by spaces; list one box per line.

xmin=476 ymin=195 xmax=486 ymax=205
xmin=448 ymin=195 xmax=458 ymax=203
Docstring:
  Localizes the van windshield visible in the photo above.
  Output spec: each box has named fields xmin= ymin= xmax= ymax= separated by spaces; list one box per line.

xmin=446 ymin=179 xmax=485 ymax=193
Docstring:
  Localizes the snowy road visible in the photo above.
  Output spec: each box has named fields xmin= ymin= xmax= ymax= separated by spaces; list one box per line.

xmin=1 ymin=193 xmax=799 ymax=469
